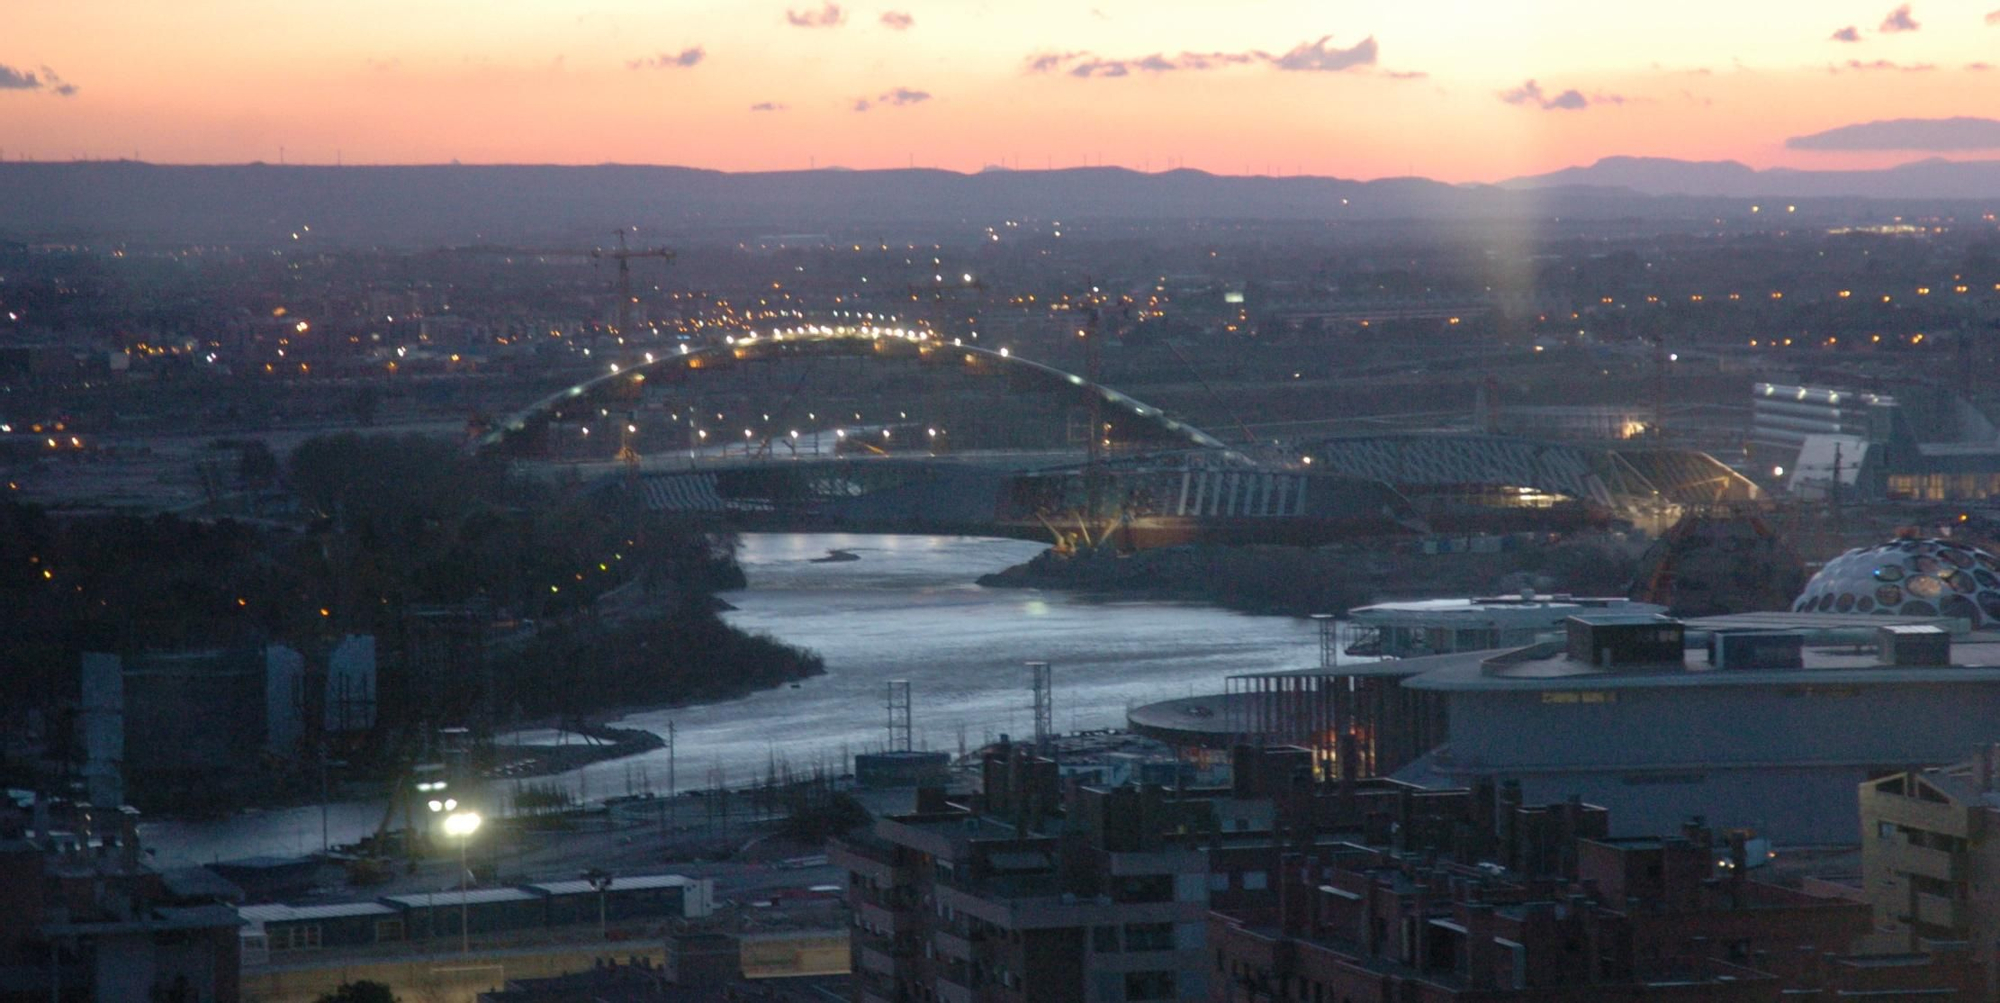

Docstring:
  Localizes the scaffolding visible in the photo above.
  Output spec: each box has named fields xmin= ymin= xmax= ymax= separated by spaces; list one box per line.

xmin=1223 ymin=618 xmax=1446 ymax=780
xmin=885 ymin=679 xmax=912 ymax=753
xmin=1027 ymin=661 xmax=1052 ymax=755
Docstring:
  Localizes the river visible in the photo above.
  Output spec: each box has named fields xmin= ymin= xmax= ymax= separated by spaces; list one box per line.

xmin=140 ymin=533 xmax=1321 ymax=867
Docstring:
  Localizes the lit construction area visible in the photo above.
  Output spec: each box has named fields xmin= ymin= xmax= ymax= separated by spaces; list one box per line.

xmin=1127 ymin=620 xmax=1447 ymax=781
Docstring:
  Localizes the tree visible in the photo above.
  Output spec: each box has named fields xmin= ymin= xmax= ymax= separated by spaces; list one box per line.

xmin=316 ymin=981 xmax=399 ymax=1003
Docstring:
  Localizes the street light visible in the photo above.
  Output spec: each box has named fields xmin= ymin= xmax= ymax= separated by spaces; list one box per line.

xmin=432 ymin=804 xmax=481 ymax=955
xmin=583 ymin=868 xmax=614 ymax=940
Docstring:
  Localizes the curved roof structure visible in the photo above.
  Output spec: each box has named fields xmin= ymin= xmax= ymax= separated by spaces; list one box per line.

xmin=1793 ymin=537 xmax=2000 ymax=627
xmin=475 ymin=326 xmax=1236 ymax=459
xmin=1305 ymin=433 xmax=1760 ymax=513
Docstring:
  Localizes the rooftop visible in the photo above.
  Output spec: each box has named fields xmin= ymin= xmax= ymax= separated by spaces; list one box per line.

xmin=382 ymin=887 xmax=542 ymax=908
xmin=524 ymin=873 xmax=698 ymax=897
xmin=1404 ymin=642 xmax=2000 ymax=692
xmin=238 ymin=901 xmax=399 ymax=925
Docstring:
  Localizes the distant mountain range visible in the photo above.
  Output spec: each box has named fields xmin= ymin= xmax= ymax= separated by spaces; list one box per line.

xmin=1498 ymin=155 xmax=2000 ymax=200
xmin=0 ymin=157 xmax=1996 ymax=246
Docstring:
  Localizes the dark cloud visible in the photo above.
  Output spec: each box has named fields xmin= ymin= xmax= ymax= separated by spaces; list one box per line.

xmin=786 ymin=2 xmax=845 ymax=28
xmin=880 ymin=10 xmax=914 ymax=30
xmin=1786 ymin=116 xmax=2000 ymax=150
xmin=1499 ymin=79 xmax=1592 ymax=110
xmin=1048 ymin=50 xmax=1259 ymax=77
xmin=852 ymin=86 xmax=930 ymax=111
xmin=749 ymin=101 xmax=786 ymax=111
xmin=1272 ymin=35 xmax=1377 ymax=72
xmin=1830 ymin=58 xmax=1936 ymax=71
xmin=1025 ymin=51 xmax=1084 ymax=73
xmin=627 ymin=47 xmax=705 ymax=70
xmin=0 ymin=63 xmax=76 ymax=96
xmin=1880 ymin=3 xmax=1920 ymax=31
xmin=1829 ymin=25 xmax=1862 ymax=42
xmin=1026 ymin=36 xmax=1399 ymax=79
xmin=1068 ymin=58 xmax=1130 ymax=78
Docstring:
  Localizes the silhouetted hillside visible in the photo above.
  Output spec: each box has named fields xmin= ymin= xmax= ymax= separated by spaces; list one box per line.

xmin=5 ymin=159 xmax=1998 ymax=246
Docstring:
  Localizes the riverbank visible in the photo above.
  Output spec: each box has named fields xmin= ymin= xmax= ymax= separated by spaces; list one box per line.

xmin=488 ymin=723 xmax=667 ymax=780
xmin=975 ymin=534 xmax=1646 ymax=616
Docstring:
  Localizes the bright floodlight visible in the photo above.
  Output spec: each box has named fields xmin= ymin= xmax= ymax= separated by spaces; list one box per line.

xmin=442 ymin=811 xmax=481 ymax=838
xmin=427 ymin=799 xmax=443 ymax=812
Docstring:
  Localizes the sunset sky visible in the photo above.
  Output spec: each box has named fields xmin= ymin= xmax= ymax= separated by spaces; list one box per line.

xmin=5 ymin=0 xmax=1999 ymax=181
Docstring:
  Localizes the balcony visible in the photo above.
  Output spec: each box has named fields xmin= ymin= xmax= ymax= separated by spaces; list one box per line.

xmin=935 ymin=929 xmax=977 ymax=961
xmin=1886 ymin=841 xmax=1963 ymax=884
xmin=1869 ymin=795 xmax=1973 ymax=839
xmin=857 ymin=944 xmax=899 ymax=978
xmin=832 ymin=839 xmax=904 ymax=886
xmin=857 ymin=900 xmax=912 ymax=936
xmin=854 ymin=969 xmax=900 ymax=1003
xmin=1914 ymin=891 xmax=1967 ymax=931
xmin=937 ymin=974 xmax=975 ymax=1003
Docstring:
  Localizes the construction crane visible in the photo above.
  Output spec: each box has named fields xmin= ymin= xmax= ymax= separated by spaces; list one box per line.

xmin=592 ymin=227 xmax=676 ymax=337
xmin=437 ymin=230 xmax=675 ymax=337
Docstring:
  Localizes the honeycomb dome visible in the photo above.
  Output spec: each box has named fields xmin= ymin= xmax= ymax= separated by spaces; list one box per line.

xmin=1793 ymin=538 xmax=2000 ymax=627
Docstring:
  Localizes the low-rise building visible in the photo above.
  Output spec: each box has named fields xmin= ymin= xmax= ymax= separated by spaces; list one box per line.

xmin=1859 ymin=748 xmax=2000 ymax=994
xmin=0 ymin=799 xmax=243 ymax=1002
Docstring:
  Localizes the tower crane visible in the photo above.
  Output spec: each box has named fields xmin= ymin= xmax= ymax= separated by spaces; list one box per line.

xmin=438 ymin=231 xmax=674 ymax=465
xmin=591 ymin=227 xmax=676 ymax=337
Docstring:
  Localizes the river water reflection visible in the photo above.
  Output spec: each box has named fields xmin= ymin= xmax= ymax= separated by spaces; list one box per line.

xmin=142 ymin=533 xmax=1320 ymax=867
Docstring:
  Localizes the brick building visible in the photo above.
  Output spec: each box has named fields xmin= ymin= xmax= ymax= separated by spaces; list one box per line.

xmin=1209 ymin=819 xmax=1979 ymax=1001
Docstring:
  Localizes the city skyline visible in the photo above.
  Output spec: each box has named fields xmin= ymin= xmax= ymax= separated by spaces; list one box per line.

xmin=5 ymin=0 xmax=2000 ymax=181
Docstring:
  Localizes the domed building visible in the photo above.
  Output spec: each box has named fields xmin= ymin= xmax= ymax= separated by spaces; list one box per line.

xmin=1792 ymin=537 xmax=2000 ymax=627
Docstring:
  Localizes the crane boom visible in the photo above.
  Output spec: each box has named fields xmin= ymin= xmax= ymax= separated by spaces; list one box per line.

xmin=592 ymin=228 xmax=676 ymax=336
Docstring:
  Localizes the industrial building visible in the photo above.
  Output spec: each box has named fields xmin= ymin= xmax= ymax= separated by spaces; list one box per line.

xmin=236 ymin=872 xmax=715 ymax=961
xmin=1393 ymin=615 xmax=2000 ymax=844
xmin=1142 ymin=595 xmax=2000 ymax=846
xmin=1756 ymin=381 xmax=2000 ymax=503
xmin=1306 ymin=432 xmax=1761 ymax=532
xmin=79 ymin=637 xmax=377 ymax=809
xmin=1337 ymin=593 xmax=1665 ymax=659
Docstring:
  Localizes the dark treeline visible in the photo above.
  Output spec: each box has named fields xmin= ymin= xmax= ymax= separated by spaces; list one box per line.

xmin=495 ymin=602 xmax=821 ymax=719
xmin=0 ymin=434 xmax=820 ymax=786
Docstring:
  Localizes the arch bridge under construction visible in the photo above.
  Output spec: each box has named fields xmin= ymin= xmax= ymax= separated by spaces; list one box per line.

xmin=477 ymin=327 xmax=1425 ymax=547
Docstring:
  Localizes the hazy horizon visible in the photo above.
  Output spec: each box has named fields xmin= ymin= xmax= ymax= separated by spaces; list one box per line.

xmin=9 ymin=1 xmax=2000 ymax=183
